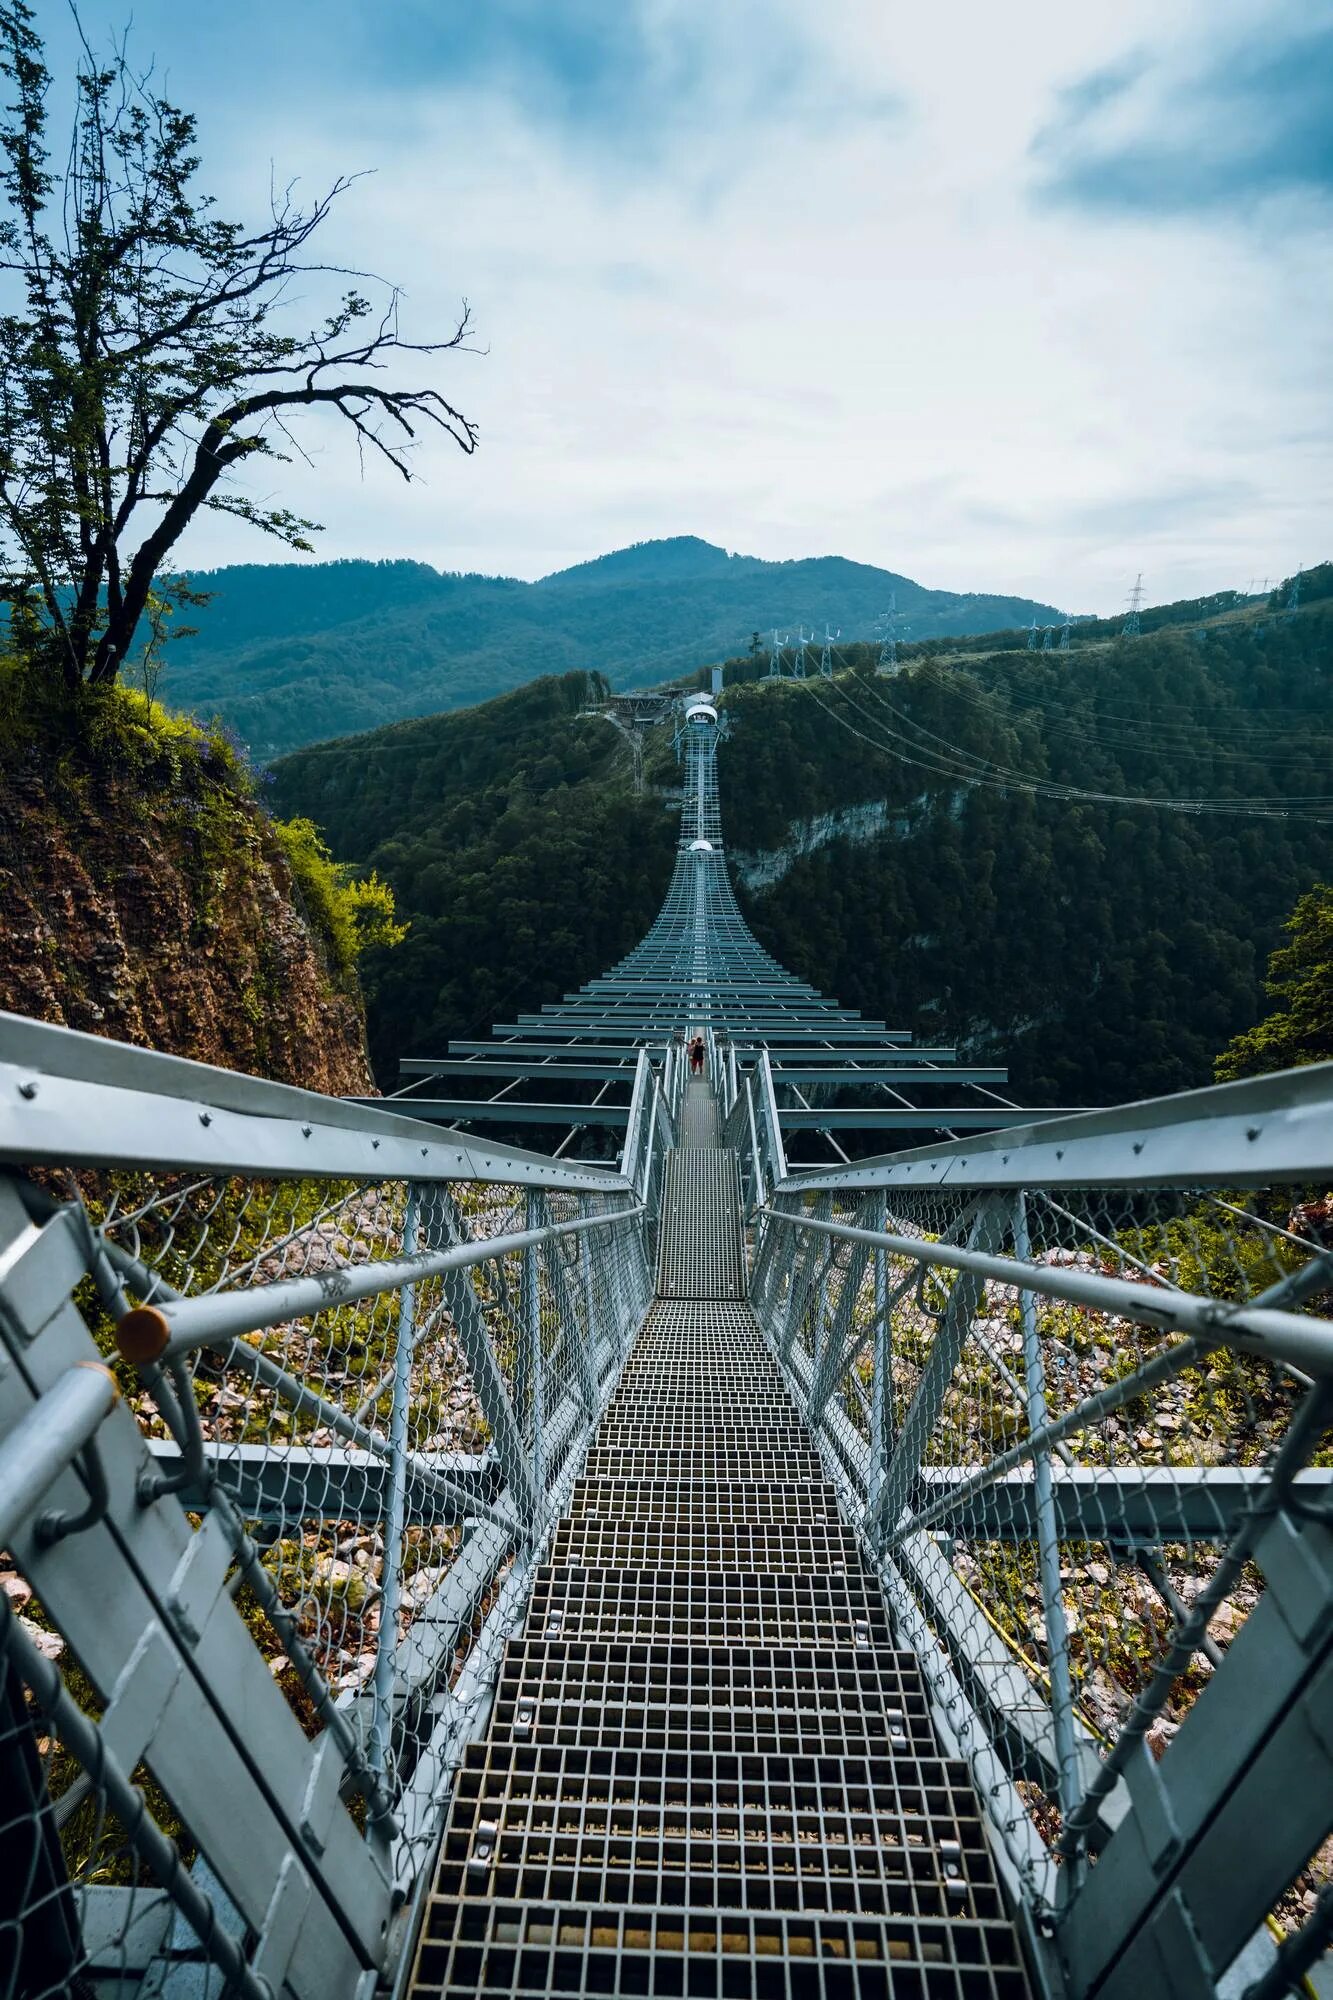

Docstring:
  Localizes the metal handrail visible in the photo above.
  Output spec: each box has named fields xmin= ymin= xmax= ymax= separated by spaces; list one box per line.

xmin=754 ymin=1203 xmax=1333 ymax=1380
xmin=119 ymin=1203 xmax=642 ymax=1362
xmin=776 ymin=1058 xmax=1333 ymax=1193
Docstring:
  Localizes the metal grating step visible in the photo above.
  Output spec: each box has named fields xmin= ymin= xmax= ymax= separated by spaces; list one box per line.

xmin=569 ymin=1481 xmax=848 ymax=1525
xmin=412 ymin=1900 xmax=1031 ymax=1998
xmin=656 ymin=1150 xmax=745 ymax=1299
xmin=591 ymin=1426 xmax=815 ymax=1451
xmin=408 ymin=1227 xmax=1031 ymax=2000
xmin=581 ymin=1449 xmax=826 ymax=1481
xmin=437 ymin=1748 xmax=1004 ymax=1918
xmin=489 ymin=1643 xmax=938 ymax=1757
xmin=526 ymin=1570 xmax=894 ymax=1647
xmin=549 ymin=1520 xmax=866 ymax=1574
xmin=449 ymin=1743 xmax=990 ymax=1837
xmin=635 ymin=1302 xmax=759 ymax=1329
xmin=680 ymin=1075 xmax=721 ymax=1147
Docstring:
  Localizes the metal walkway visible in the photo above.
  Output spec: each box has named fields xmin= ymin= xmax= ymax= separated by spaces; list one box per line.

xmin=408 ymin=1094 xmax=1030 ymax=1998
xmin=2 ymin=690 xmax=1331 ymax=2000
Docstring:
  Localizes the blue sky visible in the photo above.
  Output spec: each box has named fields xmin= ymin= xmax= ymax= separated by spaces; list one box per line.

xmin=38 ymin=0 xmax=1333 ymax=611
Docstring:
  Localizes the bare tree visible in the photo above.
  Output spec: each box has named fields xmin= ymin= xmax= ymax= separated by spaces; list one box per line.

xmin=0 ymin=1 xmax=478 ymax=690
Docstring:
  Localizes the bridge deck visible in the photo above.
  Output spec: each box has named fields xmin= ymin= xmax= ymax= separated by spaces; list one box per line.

xmin=408 ymin=1103 xmax=1032 ymax=1997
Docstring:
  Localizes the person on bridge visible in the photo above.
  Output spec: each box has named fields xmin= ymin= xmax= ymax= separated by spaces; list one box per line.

xmin=688 ymin=1035 xmax=705 ymax=1076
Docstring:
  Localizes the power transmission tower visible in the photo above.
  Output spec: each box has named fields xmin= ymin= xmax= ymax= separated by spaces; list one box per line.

xmin=792 ymin=627 xmax=809 ymax=679
xmin=1026 ymin=617 xmax=1039 ymax=651
xmin=1059 ymin=612 xmax=1071 ymax=652
xmin=768 ymin=629 xmax=786 ymax=680
xmin=1041 ymin=624 xmax=1053 ymax=652
xmin=1123 ymin=573 xmax=1145 ymax=639
xmin=748 ymin=631 xmax=764 ymax=672
xmin=819 ymin=624 xmax=840 ymax=678
xmin=876 ymin=595 xmax=898 ymax=675
xmin=1289 ymin=567 xmax=1304 ymax=616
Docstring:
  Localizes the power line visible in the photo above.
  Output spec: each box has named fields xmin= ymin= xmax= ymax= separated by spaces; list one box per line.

xmin=792 ymin=665 xmax=1333 ymax=822
xmin=894 ymin=657 xmax=1333 ymax=771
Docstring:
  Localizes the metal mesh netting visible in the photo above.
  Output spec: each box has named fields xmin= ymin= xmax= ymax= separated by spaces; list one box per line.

xmin=0 ymin=1162 xmax=654 ymax=1999
xmin=755 ymin=1176 xmax=1333 ymax=1912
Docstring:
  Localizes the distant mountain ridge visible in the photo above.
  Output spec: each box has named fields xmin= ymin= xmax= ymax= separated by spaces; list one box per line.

xmin=165 ymin=537 xmax=1063 ymax=760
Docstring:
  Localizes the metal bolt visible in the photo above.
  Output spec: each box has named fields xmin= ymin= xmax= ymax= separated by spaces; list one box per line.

xmin=199 ymin=1111 xmax=212 ymax=1127
xmin=302 ymin=1125 xmax=312 ymax=1138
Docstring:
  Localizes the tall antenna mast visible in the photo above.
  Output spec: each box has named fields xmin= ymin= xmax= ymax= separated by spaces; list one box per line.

xmin=819 ymin=624 xmax=839 ymax=679
xmin=1124 ymin=573 xmax=1144 ymax=639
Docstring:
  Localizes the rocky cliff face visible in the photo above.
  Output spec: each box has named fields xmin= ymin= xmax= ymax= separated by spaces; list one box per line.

xmin=0 ymin=719 xmax=373 ymax=1094
xmin=729 ymin=791 xmax=973 ymax=890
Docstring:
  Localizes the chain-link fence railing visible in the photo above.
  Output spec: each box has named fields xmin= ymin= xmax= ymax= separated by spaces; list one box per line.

xmin=0 ymin=1031 xmax=662 ymax=2000
xmin=746 ymin=1083 xmax=1333 ymax=1996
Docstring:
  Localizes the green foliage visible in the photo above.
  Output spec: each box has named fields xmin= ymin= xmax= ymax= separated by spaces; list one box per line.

xmin=0 ymin=2 xmax=474 ymax=689
xmin=0 ymin=655 xmax=253 ymax=790
xmin=271 ymin=671 xmax=676 ymax=1080
xmin=721 ymin=602 xmax=1333 ymax=1107
xmin=1216 ymin=883 xmax=1333 ymax=1080
xmin=271 ymin=818 xmax=407 ymax=984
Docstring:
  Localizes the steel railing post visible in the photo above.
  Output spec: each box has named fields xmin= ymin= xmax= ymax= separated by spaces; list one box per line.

xmin=1013 ymin=1192 xmax=1083 ymax=1880
xmin=744 ymin=1079 xmax=764 ymax=1213
xmin=368 ymin=1184 xmax=419 ymax=1807
xmin=868 ymin=1190 xmax=890 ymax=1515
xmin=811 ymin=1192 xmax=833 ymax=1396
xmin=521 ymin=1191 xmax=546 ymax=1504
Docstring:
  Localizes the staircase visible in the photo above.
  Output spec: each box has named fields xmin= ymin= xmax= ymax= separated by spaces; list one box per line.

xmin=407 ymin=1095 xmax=1032 ymax=1997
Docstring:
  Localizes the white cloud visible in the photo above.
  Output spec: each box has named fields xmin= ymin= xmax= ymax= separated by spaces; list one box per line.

xmin=96 ymin=0 xmax=1333 ymax=613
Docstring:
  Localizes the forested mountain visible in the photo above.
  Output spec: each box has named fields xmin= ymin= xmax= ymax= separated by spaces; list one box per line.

xmin=270 ymin=672 xmax=681 ymax=1078
xmin=163 ymin=539 xmax=1062 ymax=760
xmin=270 ymin=589 xmax=1333 ymax=1106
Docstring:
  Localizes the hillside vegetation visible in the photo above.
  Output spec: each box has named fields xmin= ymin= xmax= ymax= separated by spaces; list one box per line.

xmin=0 ymin=676 xmax=388 ymax=1090
xmin=271 ymin=672 xmax=679 ymax=1078
xmin=164 ymin=538 xmax=1062 ymax=760
xmin=272 ymin=590 xmax=1333 ymax=1106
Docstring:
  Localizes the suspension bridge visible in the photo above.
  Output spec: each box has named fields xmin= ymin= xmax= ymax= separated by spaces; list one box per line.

xmin=1 ymin=693 xmax=1330 ymax=1999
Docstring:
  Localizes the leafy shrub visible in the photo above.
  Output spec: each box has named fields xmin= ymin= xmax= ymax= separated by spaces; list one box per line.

xmin=271 ymin=816 xmax=407 ymax=981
